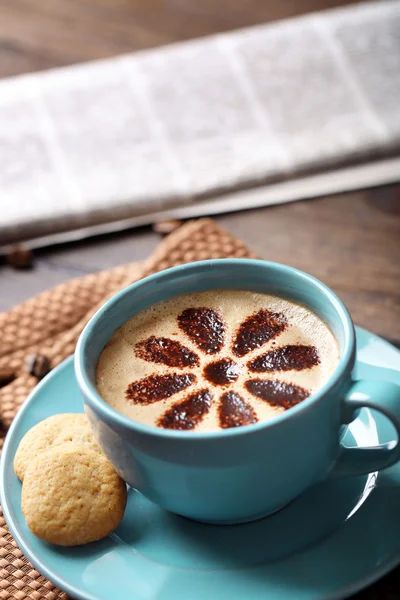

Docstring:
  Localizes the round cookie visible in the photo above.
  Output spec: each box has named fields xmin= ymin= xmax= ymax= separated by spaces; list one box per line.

xmin=14 ymin=413 xmax=101 ymax=481
xmin=21 ymin=446 xmax=127 ymax=546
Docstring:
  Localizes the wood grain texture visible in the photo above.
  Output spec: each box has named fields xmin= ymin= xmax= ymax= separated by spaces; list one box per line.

xmin=218 ymin=187 xmax=400 ymax=341
xmin=0 ymin=0 xmax=362 ymax=77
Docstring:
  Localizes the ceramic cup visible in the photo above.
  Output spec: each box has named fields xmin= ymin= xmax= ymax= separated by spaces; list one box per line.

xmin=75 ymin=259 xmax=400 ymax=524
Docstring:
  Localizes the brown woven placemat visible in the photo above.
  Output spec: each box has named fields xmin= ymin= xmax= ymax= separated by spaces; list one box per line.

xmin=0 ymin=219 xmax=398 ymax=599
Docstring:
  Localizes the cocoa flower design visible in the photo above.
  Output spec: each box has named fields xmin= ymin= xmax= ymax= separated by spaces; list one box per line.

xmin=125 ymin=308 xmax=320 ymax=431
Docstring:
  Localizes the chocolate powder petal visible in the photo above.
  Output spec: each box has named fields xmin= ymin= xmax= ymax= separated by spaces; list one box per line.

xmin=178 ymin=308 xmax=225 ymax=354
xmin=218 ymin=391 xmax=258 ymax=429
xmin=157 ymin=389 xmax=212 ymax=430
xmin=248 ymin=344 xmax=320 ymax=372
xmin=125 ymin=373 xmax=196 ymax=405
xmin=245 ymin=378 xmax=310 ymax=410
xmin=135 ymin=336 xmax=200 ymax=368
xmin=233 ymin=309 xmax=287 ymax=357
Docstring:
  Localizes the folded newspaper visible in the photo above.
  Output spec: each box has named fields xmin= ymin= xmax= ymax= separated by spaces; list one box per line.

xmin=1 ymin=1 xmax=400 ymax=248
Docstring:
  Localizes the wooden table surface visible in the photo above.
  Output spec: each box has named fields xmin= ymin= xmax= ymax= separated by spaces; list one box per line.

xmin=1 ymin=1 xmax=400 ymax=598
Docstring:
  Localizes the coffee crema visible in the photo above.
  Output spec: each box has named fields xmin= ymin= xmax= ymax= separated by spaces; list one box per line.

xmin=96 ymin=290 xmax=340 ymax=432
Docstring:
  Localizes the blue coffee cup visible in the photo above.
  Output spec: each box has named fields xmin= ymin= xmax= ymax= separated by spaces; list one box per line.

xmin=75 ymin=259 xmax=400 ymax=524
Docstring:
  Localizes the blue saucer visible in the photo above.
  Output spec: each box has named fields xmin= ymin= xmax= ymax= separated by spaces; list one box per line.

xmin=1 ymin=326 xmax=400 ymax=600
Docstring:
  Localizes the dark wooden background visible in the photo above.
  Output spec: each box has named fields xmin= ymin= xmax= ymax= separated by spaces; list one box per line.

xmin=0 ymin=0 xmax=363 ymax=77
xmin=0 ymin=2 xmax=399 ymax=597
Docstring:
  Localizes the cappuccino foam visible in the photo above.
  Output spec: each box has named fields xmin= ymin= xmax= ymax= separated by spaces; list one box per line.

xmin=96 ymin=290 xmax=339 ymax=432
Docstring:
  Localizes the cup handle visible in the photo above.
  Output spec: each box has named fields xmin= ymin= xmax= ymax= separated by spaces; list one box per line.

xmin=331 ymin=380 xmax=400 ymax=477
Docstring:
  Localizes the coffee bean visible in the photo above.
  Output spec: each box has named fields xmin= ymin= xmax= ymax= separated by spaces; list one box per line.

xmin=6 ymin=246 xmax=34 ymax=269
xmin=0 ymin=367 xmax=15 ymax=387
xmin=25 ymin=354 xmax=50 ymax=379
xmin=152 ymin=219 xmax=183 ymax=235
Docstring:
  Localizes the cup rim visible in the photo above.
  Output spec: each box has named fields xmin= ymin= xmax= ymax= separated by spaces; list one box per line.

xmin=75 ymin=259 xmax=355 ymax=439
